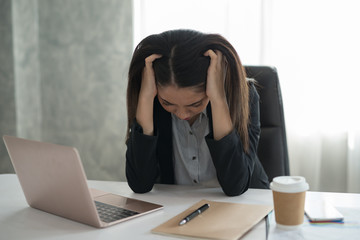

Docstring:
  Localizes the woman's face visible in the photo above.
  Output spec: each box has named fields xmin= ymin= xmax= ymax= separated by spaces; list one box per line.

xmin=157 ymin=84 xmax=209 ymax=124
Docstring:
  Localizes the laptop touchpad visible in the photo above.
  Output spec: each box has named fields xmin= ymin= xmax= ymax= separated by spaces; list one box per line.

xmin=94 ymin=194 xmax=162 ymax=213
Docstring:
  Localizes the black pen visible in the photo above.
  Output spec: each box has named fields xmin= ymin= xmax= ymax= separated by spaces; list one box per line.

xmin=179 ymin=203 xmax=210 ymax=226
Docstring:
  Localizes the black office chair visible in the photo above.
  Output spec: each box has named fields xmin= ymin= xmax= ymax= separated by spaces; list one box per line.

xmin=245 ymin=66 xmax=290 ymax=182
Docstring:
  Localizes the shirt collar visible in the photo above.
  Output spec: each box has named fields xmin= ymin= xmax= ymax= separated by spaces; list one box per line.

xmin=198 ymin=108 xmax=208 ymax=123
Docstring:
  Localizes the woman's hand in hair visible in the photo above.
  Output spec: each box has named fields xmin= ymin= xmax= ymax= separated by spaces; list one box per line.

xmin=139 ymin=54 xmax=162 ymax=100
xmin=204 ymin=50 xmax=227 ymax=104
xmin=204 ymin=50 xmax=233 ymax=140
xmin=136 ymin=54 xmax=162 ymax=136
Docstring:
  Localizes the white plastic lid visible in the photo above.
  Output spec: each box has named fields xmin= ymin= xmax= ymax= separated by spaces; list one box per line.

xmin=270 ymin=176 xmax=309 ymax=193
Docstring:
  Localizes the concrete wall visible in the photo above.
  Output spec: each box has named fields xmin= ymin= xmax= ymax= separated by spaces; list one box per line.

xmin=0 ymin=0 xmax=133 ymax=181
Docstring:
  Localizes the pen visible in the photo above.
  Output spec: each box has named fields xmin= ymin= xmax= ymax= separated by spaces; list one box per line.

xmin=179 ymin=203 xmax=210 ymax=226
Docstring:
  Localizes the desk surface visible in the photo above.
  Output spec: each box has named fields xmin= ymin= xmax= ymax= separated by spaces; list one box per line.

xmin=1 ymin=174 xmax=360 ymax=240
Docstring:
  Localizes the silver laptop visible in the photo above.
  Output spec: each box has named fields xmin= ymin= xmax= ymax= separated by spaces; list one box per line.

xmin=3 ymin=135 xmax=163 ymax=228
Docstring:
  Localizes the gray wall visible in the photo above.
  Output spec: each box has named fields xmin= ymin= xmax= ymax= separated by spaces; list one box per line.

xmin=0 ymin=0 xmax=16 ymax=173
xmin=0 ymin=0 xmax=133 ymax=181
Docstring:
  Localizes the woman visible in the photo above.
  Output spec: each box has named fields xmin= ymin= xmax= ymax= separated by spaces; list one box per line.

xmin=126 ymin=29 xmax=269 ymax=196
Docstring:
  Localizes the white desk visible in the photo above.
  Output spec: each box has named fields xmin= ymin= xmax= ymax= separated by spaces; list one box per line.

xmin=1 ymin=174 xmax=359 ymax=240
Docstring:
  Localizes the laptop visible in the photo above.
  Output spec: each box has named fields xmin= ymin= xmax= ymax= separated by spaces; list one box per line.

xmin=3 ymin=135 xmax=163 ymax=228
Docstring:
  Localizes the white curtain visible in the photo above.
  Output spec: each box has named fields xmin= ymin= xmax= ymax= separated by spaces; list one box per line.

xmin=133 ymin=0 xmax=360 ymax=193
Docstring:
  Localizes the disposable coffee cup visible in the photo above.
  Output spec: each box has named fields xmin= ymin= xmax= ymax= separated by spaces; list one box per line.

xmin=270 ymin=176 xmax=309 ymax=229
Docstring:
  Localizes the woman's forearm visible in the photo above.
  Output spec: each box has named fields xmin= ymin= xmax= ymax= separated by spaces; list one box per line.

xmin=136 ymin=96 xmax=154 ymax=136
xmin=210 ymin=98 xmax=233 ymax=140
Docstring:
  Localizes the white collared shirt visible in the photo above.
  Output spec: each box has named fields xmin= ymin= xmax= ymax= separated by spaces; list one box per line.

xmin=171 ymin=110 xmax=220 ymax=187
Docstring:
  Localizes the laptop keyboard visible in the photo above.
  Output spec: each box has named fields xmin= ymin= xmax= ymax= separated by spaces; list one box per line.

xmin=95 ymin=201 xmax=139 ymax=223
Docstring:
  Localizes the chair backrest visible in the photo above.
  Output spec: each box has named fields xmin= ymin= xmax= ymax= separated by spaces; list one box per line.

xmin=245 ymin=66 xmax=290 ymax=181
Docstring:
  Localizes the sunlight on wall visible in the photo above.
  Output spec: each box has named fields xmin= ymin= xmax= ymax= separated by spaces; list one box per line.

xmin=270 ymin=0 xmax=360 ymax=136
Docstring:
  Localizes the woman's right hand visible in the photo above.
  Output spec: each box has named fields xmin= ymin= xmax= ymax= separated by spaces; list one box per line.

xmin=136 ymin=54 xmax=162 ymax=136
xmin=139 ymin=54 xmax=162 ymax=101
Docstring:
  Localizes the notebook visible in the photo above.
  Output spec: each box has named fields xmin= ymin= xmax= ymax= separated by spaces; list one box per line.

xmin=152 ymin=199 xmax=273 ymax=240
xmin=3 ymin=135 xmax=163 ymax=228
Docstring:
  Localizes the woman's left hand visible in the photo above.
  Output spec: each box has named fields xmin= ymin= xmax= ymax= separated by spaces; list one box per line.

xmin=204 ymin=49 xmax=227 ymax=104
xmin=204 ymin=49 xmax=233 ymax=140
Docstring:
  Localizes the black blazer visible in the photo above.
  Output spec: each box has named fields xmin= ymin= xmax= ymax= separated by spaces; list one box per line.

xmin=126 ymin=83 xmax=269 ymax=196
